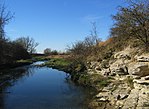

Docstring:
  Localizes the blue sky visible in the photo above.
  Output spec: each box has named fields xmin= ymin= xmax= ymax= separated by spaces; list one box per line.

xmin=4 ymin=0 xmax=126 ymax=53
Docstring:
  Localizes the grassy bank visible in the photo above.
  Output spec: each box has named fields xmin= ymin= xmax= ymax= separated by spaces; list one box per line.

xmin=42 ymin=57 xmax=87 ymax=73
xmin=43 ymin=58 xmax=71 ymax=72
xmin=32 ymin=56 xmax=50 ymax=61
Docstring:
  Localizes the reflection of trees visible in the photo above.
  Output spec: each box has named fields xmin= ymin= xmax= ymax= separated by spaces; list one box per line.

xmin=0 ymin=92 xmax=5 ymax=109
xmin=0 ymin=66 xmax=36 ymax=108
xmin=0 ymin=66 xmax=37 ymax=89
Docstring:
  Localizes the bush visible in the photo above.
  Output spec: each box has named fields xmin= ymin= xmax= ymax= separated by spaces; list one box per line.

xmin=68 ymin=59 xmax=87 ymax=74
xmin=0 ymin=39 xmax=30 ymax=65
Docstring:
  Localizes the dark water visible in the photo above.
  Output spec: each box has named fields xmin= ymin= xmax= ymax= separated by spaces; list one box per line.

xmin=0 ymin=62 xmax=90 ymax=109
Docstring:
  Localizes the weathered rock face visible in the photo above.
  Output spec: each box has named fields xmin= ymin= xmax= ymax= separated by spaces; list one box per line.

xmin=87 ymin=47 xmax=149 ymax=109
xmin=89 ymin=76 xmax=149 ymax=109
xmin=129 ymin=63 xmax=149 ymax=77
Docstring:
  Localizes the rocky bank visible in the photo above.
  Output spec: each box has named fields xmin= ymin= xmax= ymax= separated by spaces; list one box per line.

xmin=87 ymin=47 xmax=149 ymax=109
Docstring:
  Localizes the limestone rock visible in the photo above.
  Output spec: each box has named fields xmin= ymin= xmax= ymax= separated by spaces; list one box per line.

xmin=114 ymin=52 xmax=131 ymax=60
xmin=115 ymin=101 xmax=124 ymax=108
xmin=119 ymin=94 xmax=129 ymax=100
xmin=133 ymin=79 xmax=149 ymax=85
xmin=133 ymin=76 xmax=141 ymax=79
xmin=102 ymin=84 xmax=114 ymax=91
xmin=111 ymin=65 xmax=128 ymax=76
xmin=109 ymin=72 xmax=116 ymax=76
xmin=96 ymin=92 xmax=107 ymax=98
xmin=143 ymin=76 xmax=149 ymax=80
xmin=97 ymin=97 xmax=109 ymax=102
xmin=136 ymin=55 xmax=149 ymax=62
xmin=130 ymin=63 xmax=149 ymax=77
xmin=136 ymin=88 xmax=149 ymax=109
xmin=90 ymin=62 xmax=100 ymax=69
xmin=122 ymin=89 xmax=140 ymax=109
xmin=101 ymin=68 xmax=111 ymax=76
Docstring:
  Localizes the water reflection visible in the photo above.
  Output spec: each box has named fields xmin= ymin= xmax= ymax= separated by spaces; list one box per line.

xmin=0 ymin=64 xmax=89 ymax=109
xmin=0 ymin=68 xmax=25 ymax=108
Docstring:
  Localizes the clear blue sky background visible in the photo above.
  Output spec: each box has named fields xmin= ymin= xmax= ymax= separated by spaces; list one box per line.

xmin=3 ymin=0 xmax=126 ymax=53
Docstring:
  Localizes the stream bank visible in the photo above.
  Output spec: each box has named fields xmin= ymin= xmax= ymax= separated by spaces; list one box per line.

xmin=42 ymin=47 xmax=149 ymax=109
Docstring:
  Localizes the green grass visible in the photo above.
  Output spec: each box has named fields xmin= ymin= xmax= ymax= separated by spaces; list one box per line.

xmin=43 ymin=58 xmax=71 ymax=72
xmin=32 ymin=56 xmax=50 ymax=61
xmin=16 ymin=59 xmax=33 ymax=63
xmin=45 ymin=58 xmax=70 ymax=66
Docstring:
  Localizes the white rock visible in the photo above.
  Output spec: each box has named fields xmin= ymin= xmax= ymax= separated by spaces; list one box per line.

xmin=133 ymin=79 xmax=149 ymax=85
xmin=136 ymin=55 xmax=149 ymax=62
xmin=98 ymin=97 xmax=108 ymax=102
xmin=143 ymin=76 xmax=149 ymax=80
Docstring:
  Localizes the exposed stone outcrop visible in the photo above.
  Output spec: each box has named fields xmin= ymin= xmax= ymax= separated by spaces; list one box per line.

xmin=88 ymin=47 xmax=149 ymax=109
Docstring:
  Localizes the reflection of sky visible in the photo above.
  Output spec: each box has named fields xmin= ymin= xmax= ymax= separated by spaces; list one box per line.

xmin=5 ymin=0 xmax=126 ymax=53
xmin=2 ymin=67 xmax=88 ymax=109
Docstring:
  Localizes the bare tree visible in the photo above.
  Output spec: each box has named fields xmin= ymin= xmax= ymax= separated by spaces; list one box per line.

xmin=111 ymin=0 xmax=149 ymax=49
xmin=0 ymin=3 xmax=31 ymax=65
xmin=0 ymin=3 xmax=14 ymax=64
xmin=15 ymin=36 xmax=39 ymax=54
xmin=67 ymin=22 xmax=101 ymax=60
xmin=91 ymin=22 xmax=99 ymax=44
xmin=0 ymin=3 xmax=13 ymax=39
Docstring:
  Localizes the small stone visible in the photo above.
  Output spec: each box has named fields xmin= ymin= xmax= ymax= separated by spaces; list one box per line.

xmin=120 ymin=94 xmax=129 ymax=100
xmin=96 ymin=93 xmax=102 ymax=98
xmin=98 ymin=97 xmax=109 ymax=102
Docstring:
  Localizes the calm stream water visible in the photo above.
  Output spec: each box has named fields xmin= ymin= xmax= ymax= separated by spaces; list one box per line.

xmin=0 ymin=62 xmax=90 ymax=109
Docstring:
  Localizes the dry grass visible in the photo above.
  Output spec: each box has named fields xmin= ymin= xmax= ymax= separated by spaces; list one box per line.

xmin=46 ymin=54 xmax=70 ymax=59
